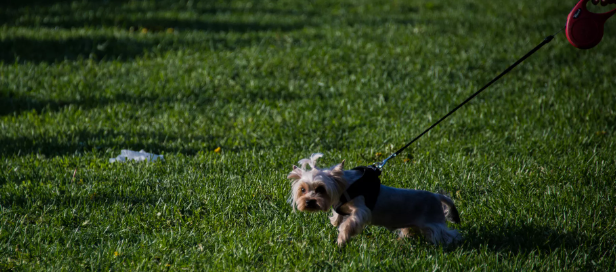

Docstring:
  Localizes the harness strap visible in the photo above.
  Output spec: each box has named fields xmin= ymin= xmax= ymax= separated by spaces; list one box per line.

xmin=333 ymin=166 xmax=382 ymax=215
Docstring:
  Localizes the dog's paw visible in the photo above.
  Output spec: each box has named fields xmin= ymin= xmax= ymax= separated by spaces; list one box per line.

xmin=337 ymin=233 xmax=349 ymax=247
xmin=398 ymin=227 xmax=419 ymax=240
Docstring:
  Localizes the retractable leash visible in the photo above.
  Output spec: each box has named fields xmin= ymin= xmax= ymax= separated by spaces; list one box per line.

xmin=567 ymin=0 xmax=616 ymax=49
xmin=372 ymin=0 xmax=616 ymax=170
xmin=334 ymin=0 xmax=615 ymax=214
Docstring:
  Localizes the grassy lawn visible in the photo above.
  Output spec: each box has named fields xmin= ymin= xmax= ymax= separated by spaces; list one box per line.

xmin=1 ymin=0 xmax=615 ymax=270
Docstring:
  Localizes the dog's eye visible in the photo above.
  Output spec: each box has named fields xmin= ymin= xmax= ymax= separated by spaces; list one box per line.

xmin=301 ymin=187 xmax=305 ymax=193
xmin=315 ymin=186 xmax=325 ymax=194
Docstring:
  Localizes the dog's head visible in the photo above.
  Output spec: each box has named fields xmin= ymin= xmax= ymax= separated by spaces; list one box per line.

xmin=287 ymin=153 xmax=346 ymax=212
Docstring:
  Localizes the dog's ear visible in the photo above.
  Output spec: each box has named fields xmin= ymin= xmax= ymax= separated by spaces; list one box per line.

xmin=332 ymin=160 xmax=345 ymax=173
xmin=287 ymin=165 xmax=303 ymax=180
xmin=331 ymin=160 xmax=347 ymax=192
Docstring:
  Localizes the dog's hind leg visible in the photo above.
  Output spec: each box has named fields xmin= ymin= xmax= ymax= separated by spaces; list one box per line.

xmin=421 ymin=223 xmax=461 ymax=245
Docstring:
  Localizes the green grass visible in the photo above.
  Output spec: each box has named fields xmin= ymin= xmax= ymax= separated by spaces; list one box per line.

xmin=1 ymin=0 xmax=616 ymax=270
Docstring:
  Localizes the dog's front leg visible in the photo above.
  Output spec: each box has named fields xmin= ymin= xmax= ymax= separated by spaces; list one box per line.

xmin=329 ymin=210 xmax=344 ymax=227
xmin=398 ymin=227 xmax=421 ymax=240
xmin=336 ymin=197 xmax=371 ymax=247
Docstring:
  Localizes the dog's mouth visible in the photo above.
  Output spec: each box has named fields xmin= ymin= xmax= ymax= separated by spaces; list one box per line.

xmin=302 ymin=206 xmax=323 ymax=212
xmin=298 ymin=199 xmax=326 ymax=212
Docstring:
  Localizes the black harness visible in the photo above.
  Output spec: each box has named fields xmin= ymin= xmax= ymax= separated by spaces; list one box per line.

xmin=333 ymin=166 xmax=382 ymax=215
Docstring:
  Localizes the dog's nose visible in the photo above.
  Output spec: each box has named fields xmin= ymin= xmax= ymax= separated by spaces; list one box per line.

xmin=306 ymin=199 xmax=317 ymax=208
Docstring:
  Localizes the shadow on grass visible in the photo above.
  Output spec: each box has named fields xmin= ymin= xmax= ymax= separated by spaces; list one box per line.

xmin=0 ymin=36 xmax=170 ymax=64
xmin=0 ymin=128 xmax=218 ymax=157
xmin=0 ymin=0 xmax=76 ymax=8
xmin=0 ymin=0 xmax=314 ymax=64
xmin=1 ymin=0 xmax=319 ymax=16
xmin=458 ymin=222 xmax=595 ymax=255
xmin=0 ymin=75 xmax=317 ymax=116
xmin=0 ymin=87 xmax=220 ymax=116
xmin=0 ymin=0 xmax=429 ymax=64
xmin=0 ymin=190 xmax=160 ymax=218
xmin=0 ymin=23 xmax=306 ymax=64
xmin=27 ymin=16 xmax=308 ymax=33
xmin=0 ymin=122 xmax=350 ymax=158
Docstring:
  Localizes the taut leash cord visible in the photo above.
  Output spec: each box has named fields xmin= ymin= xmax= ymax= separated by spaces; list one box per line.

xmin=375 ymin=30 xmax=563 ymax=170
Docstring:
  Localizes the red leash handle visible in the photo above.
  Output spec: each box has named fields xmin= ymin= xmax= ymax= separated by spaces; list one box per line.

xmin=566 ymin=0 xmax=616 ymax=49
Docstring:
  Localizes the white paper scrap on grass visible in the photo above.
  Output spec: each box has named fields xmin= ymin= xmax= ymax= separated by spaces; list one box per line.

xmin=109 ymin=150 xmax=164 ymax=163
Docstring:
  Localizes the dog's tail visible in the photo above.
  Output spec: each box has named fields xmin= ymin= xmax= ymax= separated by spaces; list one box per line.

xmin=438 ymin=194 xmax=460 ymax=224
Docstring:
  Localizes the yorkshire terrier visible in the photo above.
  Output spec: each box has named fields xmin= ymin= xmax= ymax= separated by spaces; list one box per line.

xmin=287 ymin=153 xmax=461 ymax=247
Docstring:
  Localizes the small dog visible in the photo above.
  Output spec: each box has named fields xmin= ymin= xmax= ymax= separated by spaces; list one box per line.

xmin=287 ymin=153 xmax=461 ymax=247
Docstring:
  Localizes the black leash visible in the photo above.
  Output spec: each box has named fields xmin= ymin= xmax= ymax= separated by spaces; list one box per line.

xmin=375 ymin=31 xmax=562 ymax=170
